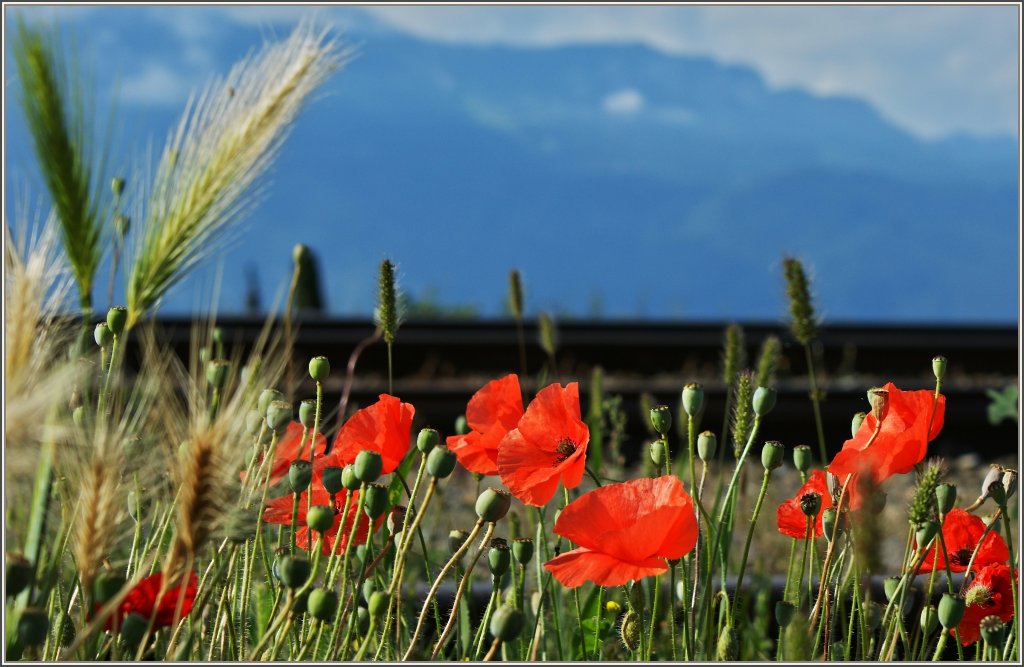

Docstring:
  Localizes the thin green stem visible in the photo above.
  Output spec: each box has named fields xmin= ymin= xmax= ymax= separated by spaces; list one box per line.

xmin=803 ymin=343 xmax=828 ymax=464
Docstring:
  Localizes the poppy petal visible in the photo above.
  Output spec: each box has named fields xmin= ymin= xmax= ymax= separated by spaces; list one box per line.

xmin=331 ymin=395 xmax=414 ymax=473
xmin=544 ymin=547 xmax=667 ymax=588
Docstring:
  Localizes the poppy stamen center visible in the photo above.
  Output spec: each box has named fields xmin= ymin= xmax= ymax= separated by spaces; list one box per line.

xmin=950 ymin=547 xmax=974 ymax=567
xmin=554 ymin=438 xmax=577 ymax=464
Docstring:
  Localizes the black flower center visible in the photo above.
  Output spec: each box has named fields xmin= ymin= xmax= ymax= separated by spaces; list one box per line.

xmin=554 ymin=438 xmax=577 ymax=464
xmin=950 ymin=547 xmax=974 ymax=567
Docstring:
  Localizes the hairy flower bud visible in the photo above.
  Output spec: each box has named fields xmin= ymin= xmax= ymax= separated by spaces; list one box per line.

xmin=476 ymin=488 xmax=511 ymax=523
xmin=697 ymin=431 xmax=717 ymax=462
xmin=298 ymin=399 xmax=317 ymax=429
xmin=106 ymin=307 xmax=127 ymax=336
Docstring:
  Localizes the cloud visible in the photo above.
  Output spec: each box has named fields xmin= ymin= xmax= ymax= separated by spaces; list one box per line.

xmin=603 ymin=88 xmax=645 ymax=115
xmin=120 ymin=63 xmax=194 ymax=107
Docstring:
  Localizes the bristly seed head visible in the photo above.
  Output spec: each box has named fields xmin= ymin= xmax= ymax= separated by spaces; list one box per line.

xmin=377 ymin=259 xmax=398 ymax=345
xmin=783 ymin=256 xmax=818 ymax=345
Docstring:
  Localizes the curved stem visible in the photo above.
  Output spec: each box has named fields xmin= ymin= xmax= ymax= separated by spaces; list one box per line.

xmin=430 ymin=522 xmax=496 ymax=659
xmin=733 ymin=468 xmax=773 ymax=601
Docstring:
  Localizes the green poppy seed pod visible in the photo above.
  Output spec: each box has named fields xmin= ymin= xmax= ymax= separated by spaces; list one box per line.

xmin=426 ymin=446 xmax=457 ymax=478
xmin=266 ymin=400 xmax=293 ymax=433
xmin=94 ymin=322 xmax=113 ymax=347
xmin=356 ymin=606 xmax=371 ymax=634
xmin=306 ymin=505 xmax=335 ymax=534
xmin=120 ymin=612 xmax=148 ymax=649
xmin=455 ymin=414 xmax=469 ymax=435
xmin=246 ymin=410 xmax=264 ymax=437
xmin=308 ymin=588 xmax=338 ymax=622
xmin=387 ymin=506 xmax=406 ymax=537
xmin=490 ymin=605 xmax=525 ymax=642
xmin=650 ymin=440 xmax=667 ymax=467
xmin=681 ymin=384 xmax=703 ymax=418
xmin=867 ymin=388 xmax=889 ymax=422
xmin=258 ymin=389 xmax=285 ymax=418
xmin=988 ymin=480 xmax=1007 ymax=507
xmin=298 ymin=400 xmax=317 ymax=429
xmin=932 ymin=355 xmax=947 ymax=381
xmin=6 ymin=553 xmax=33 ymax=598
xmin=114 ymin=214 xmax=130 ymax=238
xmin=752 ymin=386 xmax=777 ymax=416
xmin=476 ymin=488 xmax=512 ymax=523
xmin=1002 ymin=468 xmax=1018 ymax=502
xmin=920 ymin=604 xmax=939 ymax=635
xmin=650 ymin=405 xmax=672 ymax=436
xmin=775 ymin=600 xmax=796 ymax=628
xmin=93 ymin=572 xmax=127 ymax=605
xmin=72 ymin=405 xmax=86 ymax=428
xmin=935 ymin=483 xmax=957 ymax=515
xmin=417 ymin=428 xmax=440 ymax=454
xmin=697 ymin=431 xmax=717 ymax=462
xmin=361 ymin=579 xmax=376 ymax=604
xmin=322 ymin=466 xmax=345 ymax=495
xmin=111 ymin=176 xmax=126 ymax=198
xmin=851 ymin=412 xmax=866 ymax=437
xmin=619 ymin=609 xmax=641 ymax=652
xmin=206 ymin=359 xmax=229 ymax=389
xmin=821 ymin=507 xmax=839 ymax=541
xmin=363 ymin=483 xmax=389 ymax=519
xmin=716 ymin=624 xmax=738 ymax=661
xmin=106 ymin=307 xmax=127 ymax=336
xmin=368 ymin=590 xmax=390 ymax=618
xmin=980 ymin=615 xmax=1007 ymax=648
xmin=293 ymin=589 xmax=310 ymax=616
xmin=17 ymin=607 xmax=48 ymax=647
xmin=488 ymin=539 xmax=511 ymax=577
xmin=512 ymin=538 xmax=534 ymax=566
xmin=277 ymin=554 xmax=311 ymax=589
xmin=864 ymin=600 xmax=882 ymax=631
xmin=354 ymin=450 xmax=383 ymax=483
xmin=792 ymin=445 xmax=812 ymax=473
xmin=883 ymin=576 xmax=902 ymax=602
xmin=761 ymin=440 xmax=784 ymax=471
xmin=938 ymin=593 xmax=966 ymax=629
xmin=212 ymin=326 xmax=224 ymax=347
xmin=341 ymin=465 xmax=361 ymax=491
xmin=449 ymin=529 xmax=470 ymax=555
xmin=288 ymin=460 xmax=313 ymax=493
xmin=800 ymin=492 xmax=822 ymax=517
xmin=308 ymin=356 xmax=330 ymax=382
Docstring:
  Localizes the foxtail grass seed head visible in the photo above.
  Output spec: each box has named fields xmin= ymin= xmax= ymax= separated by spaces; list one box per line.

xmin=783 ymin=257 xmax=818 ymax=345
xmin=980 ymin=615 xmax=1007 ymax=647
xmin=650 ymin=405 xmax=672 ymax=436
xmin=299 ymin=399 xmax=317 ymax=429
xmin=488 ymin=539 xmax=511 ymax=577
xmin=793 ymin=445 xmax=812 ymax=473
xmin=932 ymin=355 xmax=947 ymax=381
xmin=915 ymin=520 xmax=940 ymax=550
xmin=449 ymin=529 xmax=470 ymax=555
xmin=258 ymin=389 xmax=284 ymax=417
xmin=650 ymin=440 xmax=667 ymax=468
xmin=106 ymin=307 xmax=127 ymax=336
xmin=538 ymin=312 xmax=558 ymax=358
xmin=800 ymin=492 xmax=822 ymax=517
xmin=206 ymin=359 xmax=229 ymax=389
xmin=851 ymin=412 xmax=866 ymax=437
xmin=417 ymin=427 xmax=440 ymax=453
xmin=619 ymin=609 xmax=641 ymax=651
xmin=308 ymin=588 xmax=338 ymax=622
xmin=363 ymin=482 xmax=389 ymax=519
xmin=368 ymin=590 xmax=389 ymax=618
xmin=306 ymin=505 xmax=334 ymax=533
xmin=17 ymin=608 xmax=49 ymax=647
xmin=266 ymin=400 xmax=293 ymax=433
xmin=935 ymin=483 xmax=957 ymax=515
xmin=775 ymin=601 xmax=796 ymax=628
xmin=512 ymin=538 xmax=534 ymax=565
xmin=753 ymin=386 xmax=777 ymax=417
xmin=920 ymin=604 xmax=939 ymax=635
xmin=377 ymin=259 xmax=398 ymax=345
xmin=322 ymin=466 xmax=344 ymax=495
xmin=246 ymin=410 xmax=264 ymax=436
xmin=731 ymin=372 xmax=754 ymax=456
xmin=723 ymin=323 xmax=746 ymax=387
xmin=94 ymin=322 xmax=113 ymax=347
xmin=491 ymin=605 xmax=525 ymax=642
xmin=308 ymin=355 xmax=329 ymax=382
xmin=6 ymin=554 xmax=33 ymax=598
xmin=716 ymin=624 xmax=738 ymax=661
xmin=909 ymin=461 xmax=946 ymax=526
xmin=938 ymin=593 xmax=966 ymax=629
xmin=426 ymin=446 xmax=457 ymax=479
xmin=476 ymin=488 xmax=512 ymax=523
xmin=755 ymin=335 xmax=781 ymax=389
xmin=867 ymin=388 xmax=889 ymax=422
xmin=277 ymin=553 xmax=311 ymax=589
xmin=761 ymin=441 xmax=784 ymax=471
xmin=288 ymin=460 xmax=313 ymax=493
xmin=341 ymin=464 xmax=360 ymax=491
xmin=455 ymin=414 xmax=469 ymax=435
xmin=354 ymin=450 xmax=383 ymax=483
xmin=681 ymin=383 xmax=703 ymax=418
xmin=508 ymin=269 xmax=524 ymax=319
xmin=698 ymin=431 xmax=717 ymax=462
xmin=120 ymin=612 xmax=148 ymax=650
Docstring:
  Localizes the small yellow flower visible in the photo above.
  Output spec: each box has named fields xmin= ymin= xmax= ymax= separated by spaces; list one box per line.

xmin=605 ymin=600 xmax=621 ymax=614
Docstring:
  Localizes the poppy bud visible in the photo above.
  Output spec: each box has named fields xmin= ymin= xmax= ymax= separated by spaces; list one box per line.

xmin=449 ymin=529 xmax=470 ymax=555
xmin=246 ymin=410 xmax=264 ymax=437
xmin=752 ymin=386 xmax=776 ymax=417
xmin=354 ymin=450 xmax=383 ymax=483
xmin=650 ymin=440 xmax=667 ymax=468
xmin=356 ymin=607 xmax=371 ymax=634
xmin=111 ymin=176 xmax=126 ymax=198
xmin=94 ymin=322 xmax=113 ymax=347
xmin=206 ymin=359 xmax=229 ymax=389
xmin=716 ymin=624 xmax=738 ymax=661
xmin=920 ymin=604 xmax=939 ymax=635
xmin=681 ymin=384 xmax=703 ymax=418
xmin=387 ymin=506 xmax=406 ymax=537
xmin=258 ymin=389 xmax=284 ymax=418
xmin=455 ymin=415 xmax=469 ymax=435
xmin=369 ymin=591 xmax=390 ymax=619
xmin=266 ymin=400 xmax=293 ymax=433
xmin=775 ymin=600 xmax=796 ymax=628
xmin=363 ymin=483 xmax=389 ymax=519
xmin=488 ymin=539 xmax=511 ymax=577
xmin=1001 ymin=468 xmax=1017 ymax=502
xmin=821 ymin=508 xmax=839 ymax=541
xmin=308 ymin=356 xmax=330 ymax=382
xmin=106 ymin=307 xmax=127 ymax=336
xmin=792 ymin=445 xmax=812 ymax=473
xmin=864 ymin=600 xmax=882 ymax=631
xmin=935 ymin=483 xmax=957 ymax=515
xmin=761 ymin=441 xmax=784 ymax=471
xmin=883 ymin=576 xmax=902 ymax=602
xmin=6 ymin=553 xmax=33 ymax=598
xmin=512 ymin=538 xmax=534 ymax=566
xmin=937 ymin=593 xmax=965 ymax=629
xmin=697 ymin=431 xmax=717 ymax=462
xmin=120 ymin=612 xmax=148 ymax=649
xmin=361 ymin=580 xmax=378 ymax=605
xmin=93 ymin=571 xmax=126 ymax=604
xmin=619 ymin=609 xmax=641 ymax=651
xmin=650 ymin=405 xmax=672 ymax=435
xmin=867 ymin=388 xmax=889 ymax=422
xmin=342 ymin=465 xmax=361 ymax=492
xmin=322 ymin=467 xmax=345 ymax=495
xmin=298 ymin=400 xmax=317 ymax=429
xmin=979 ymin=615 xmax=1007 ymax=648
xmin=800 ymin=492 xmax=822 ymax=517
xmin=851 ymin=412 xmax=866 ymax=437
xmin=288 ymin=460 xmax=312 ymax=493
xmin=932 ymin=355 xmax=947 ymax=381
xmin=426 ymin=446 xmax=457 ymax=479
xmin=308 ymin=588 xmax=338 ymax=622
xmin=476 ymin=488 xmax=511 ymax=523
xmin=306 ymin=505 xmax=334 ymax=534
xmin=490 ymin=605 xmax=525 ymax=642
xmin=72 ymin=405 xmax=86 ymax=428
xmin=417 ymin=428 xmax=440 ymax=454
xmin=277 ymin=554 xmax=311 ymax=588
xmin=17 ymin=607 xmax=48 ymax=647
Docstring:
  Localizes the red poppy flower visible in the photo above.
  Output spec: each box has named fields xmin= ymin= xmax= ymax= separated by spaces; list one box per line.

xmin=104 ymin=571 xmax=198 ymax=630
xmin=917 ymin=508 xmax=1009 ymax=574
xmin=544 ymin=476 xmax=698 ymax=588
xmin=446 ymin=374 xmax=524 ymax=476
xmin=497 ymin=382 xmax=589 ymax=507
xmin=264 ymin=487 xmax=378 ymax=556
xmin=328 ymin=394 xmax=414 ymax=474
xmin=828 ymin=382 xmax=945 ymax=503
xmin=240 ymin=422 xmax=328 ymax=485
xmin=955 ymin=563 xmax=1017 ymax=646
xmin=776 ymin=470 xmax=833 ymax=539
